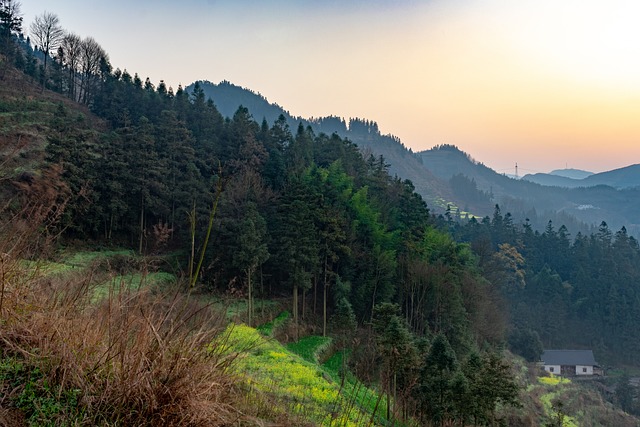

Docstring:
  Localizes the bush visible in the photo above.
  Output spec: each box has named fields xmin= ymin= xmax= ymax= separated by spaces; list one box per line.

xmin=509 ymin=328 xmax=544 ymax=362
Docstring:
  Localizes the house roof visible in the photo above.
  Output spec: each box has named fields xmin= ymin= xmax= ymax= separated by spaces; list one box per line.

xmin=542 ymin=350 xmax=598 ymax=366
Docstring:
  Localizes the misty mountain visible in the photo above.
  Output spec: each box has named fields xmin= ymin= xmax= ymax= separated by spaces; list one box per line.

xmin=549 ymin=168 xmax=593 ymax=179
xmin=189 ymin=80 xmax=297 ymax=126
xmin=521 ymin=173 xmax=583 ymax=188
xmin=523 ymin=164 xmax=640 ymax=189
xmin=418 ymin=145 xmax=640 ymax=237
xmin=582 ymin=164 xmax=640 ymax=188
xmin=521 ymin=168 xmax=594 ymax=187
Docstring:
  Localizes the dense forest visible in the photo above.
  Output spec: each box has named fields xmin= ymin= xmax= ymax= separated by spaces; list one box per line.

xmin=444 ymin=207 xmax=640 ymax=366
xmin=2 ymin=2 xmax=640 ymax=425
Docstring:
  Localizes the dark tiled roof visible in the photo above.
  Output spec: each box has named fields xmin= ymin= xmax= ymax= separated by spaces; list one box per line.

xmin=542 ymin=350 xmax=598 ymax=366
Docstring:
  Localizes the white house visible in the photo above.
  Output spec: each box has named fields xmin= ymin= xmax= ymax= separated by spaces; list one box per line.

xmin=541 ymin=350 xmax=600 ymax=376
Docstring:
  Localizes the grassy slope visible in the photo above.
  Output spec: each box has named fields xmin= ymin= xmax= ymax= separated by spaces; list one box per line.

xmin=0 ymin=248 xmax=236 ymax=425
xmin=0 ymin=67 xmax=103 ymax=184
xmin=227 ymin=325 xmax=386 ymax=426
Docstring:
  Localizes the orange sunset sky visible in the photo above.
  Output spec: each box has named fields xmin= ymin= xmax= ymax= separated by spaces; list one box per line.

xmin=21 ymin=0 xmax=640 ymax=174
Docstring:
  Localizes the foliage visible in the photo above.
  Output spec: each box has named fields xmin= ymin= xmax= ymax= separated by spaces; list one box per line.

xmin=0 ymin=357 xmax=83 ymax=426
xmin=538 ymin=375 xmax=571 ymax=386
xmin=0 ymin=259 xmax=242 ymax=426
xmin=615 ymin=372 xmax=635 ymax=413
xmin=509 ymin=328 xmax=544 ymax=362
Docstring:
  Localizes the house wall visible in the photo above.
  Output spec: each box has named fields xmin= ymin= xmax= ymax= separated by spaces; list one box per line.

xmin=544 ymin=364 xmax=561 ymax=374
xmin=575 ymin=365 xmax=593 ymax=375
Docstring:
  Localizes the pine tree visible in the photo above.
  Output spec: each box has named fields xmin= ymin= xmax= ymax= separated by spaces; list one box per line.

xmin=233 ymin=202 xmax=269 ymax=325
xmin=420 ymin=333 xmax=459 ymax=426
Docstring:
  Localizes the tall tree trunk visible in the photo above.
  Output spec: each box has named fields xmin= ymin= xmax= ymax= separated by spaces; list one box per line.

xmin=323 ymin=254 xmax=328 ymax=337
xmin=188 ymin=200 xmax=196 ymax=285
xmin=392 ymin=371 xmax=397 ymax=426
xmin=293 ymin=284 xmax=299 ymax=340
xmin=302 ymin=287 xmax=306 ymax=321
xmin=247 ymin=267 xmax=252 ymax=326
xmin=108 ymin=213 xmax=114 ymax=240
xmin=41 ymin=54 xmax=48 ymax=91
xmin=138 ymin=194 xmax=144 ymax=254
xmin=260 ymin=266 xmax=265 ymax=318
xmin=170 ymin=200 xmax=175 ymax=239
xmin=313 ymin=274 xmax=317 ymax=315
xmin=386 ymin=387 xmax=390 ymax=421
xmin=190 ymin=176 xmax=223 ymax=288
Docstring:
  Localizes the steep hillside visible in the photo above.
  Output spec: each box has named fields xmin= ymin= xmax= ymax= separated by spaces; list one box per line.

xmin=0 ymin=65 xmax=105 ymax=211
xmin=187 ymin=80 xmax=454 ymax=209
xmin=2 ymin=56 xmax=524 ymax=425
xmin=190 ymin=80 xmax=297 ymax=125
xmin=582 ymin=164 xmax=640 ymax=188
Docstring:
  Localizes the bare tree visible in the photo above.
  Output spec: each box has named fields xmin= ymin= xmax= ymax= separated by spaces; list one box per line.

xmin=78 ymin=36 xmax=107 ymax=105
xmin=29 ymin=11 xmax=64 ymax=89
xmin=60 ymin=32 xmax=81 ymax=99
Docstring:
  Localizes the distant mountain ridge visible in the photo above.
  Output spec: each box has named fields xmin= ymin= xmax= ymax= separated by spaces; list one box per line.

xmin=549 ymin=168 xmax=593 ymax=179
xmin=417 ymin=145 xmax=640 ymax=237
xmin=521 ymin=173 xmax=583 ymax=188
xmin=524 ymin=164 xmax=640 ymax=189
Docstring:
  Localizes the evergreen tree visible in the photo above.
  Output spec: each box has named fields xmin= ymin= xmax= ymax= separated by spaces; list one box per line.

xmin=274 ymin=175 xmax=319 ymax=331
xmin=232 ymin=202 xmax=269 ymax=325
xmin=616 ymin=372 xmax=635 ymax=413
xmin=420 ymin=333 xmax=459 ymax=425
xmin=116 ymin=117 xmax=165 ymax=252
xmin=0 ymin=0 xmax=22 ymax=60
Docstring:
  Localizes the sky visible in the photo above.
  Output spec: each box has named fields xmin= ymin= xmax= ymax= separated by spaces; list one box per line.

xmin=20 ymin=0 xmax=640 ymax=174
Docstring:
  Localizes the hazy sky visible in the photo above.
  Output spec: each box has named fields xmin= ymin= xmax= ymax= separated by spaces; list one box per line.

xmin=20 ymin=0 xmax=640 ymax=173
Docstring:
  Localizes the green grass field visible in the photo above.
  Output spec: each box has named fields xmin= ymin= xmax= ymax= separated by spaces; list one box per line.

xmin=224 ymin=325 xmax=386 ymax=426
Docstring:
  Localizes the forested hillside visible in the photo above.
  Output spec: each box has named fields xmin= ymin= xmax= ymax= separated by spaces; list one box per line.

xmin=2 ymin=3 xmax=640 ymax=425
xmin=190 ymin=80 xmax=453 ymax=208
xmin=446 ymin=206 xmax=640 ymax=366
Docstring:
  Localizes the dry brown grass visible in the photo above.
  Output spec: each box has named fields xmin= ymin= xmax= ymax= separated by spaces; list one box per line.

xmin=0 ymin=169 xmax=248 ymax=426
xmin=1 ymin=263 xmax=245 ymax=426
